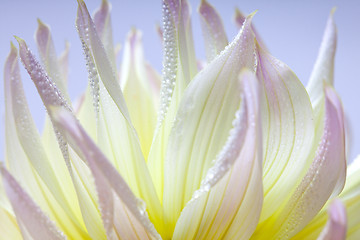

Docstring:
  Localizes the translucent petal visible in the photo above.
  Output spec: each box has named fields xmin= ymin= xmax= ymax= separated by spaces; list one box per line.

xmin=121 ymin=29 xmax=158 ymax=159
xmin=58 ymin=41 xmax=70 ymax=86
xmin=76 ymin=2 xmax=163 ymax=232
xmin=252 ymin=86 xmax=346 ymax=239
xmin=172 ymin=70 xmax=263 ymax=240
xmin=162 ymin=14 xmax=256 ymax=237
xmin=307 ymin=9 xmax=337 ymax=107
xmin=234 ymin=8 xmax=267 ymax=49
xmin=6 ymin=42 xmax=89 ymax=239
xmin=294 ymin=155 xmax=360 ymax=240
xmin=51 ymin=108 xmax=162 ymax=239
xmin=0 ymin=207 xmax=22 ymax=240
xmin=35 ymin=19 xmax=70 ymax=102
xmin=93 ymin=0 xmax=117 ymax=71
xmin=0 ymin=166 xmax=66 ymax=240
xmin=17 ymin=37 xmax=106 ymax=239
xmin=255 ymin=45 xmax=315 ymax=222
xmin=198 ymin=0 xmax=228 ymax=61
xmin=317 ymin=200 xmax=347 ymax=240
xmin=306 ymin=9 xmax=337 ymax=145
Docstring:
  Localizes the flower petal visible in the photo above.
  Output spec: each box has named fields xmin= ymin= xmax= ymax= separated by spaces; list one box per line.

xmin=16 ymin=37 xmax=107 ymax=239
xmin=307 ymin=8 xmax=336 ymax=108
xmin=234 ymin=8 xmax=267 ymax=49
xmin=198 ymin=0 xmax=228 ymax=62
xmin=148 ymin=0 xmax=198 ymax=202
xmin=0 ymin=207 xmax=22 ymax=240
xmin=93 ymin=0 xmax=117 ymax=70
xmin=58 ymin=41 xmax=70 ymax=86
xmin=306 ymin=9 xmax=337 ymax=145
xmin=161 ymin=13 xmax=256 ymax=236
xmin=9 ymin=41 xmax=88 ymax=235
xmin=35 ymin=19 xmax=70 ymax=102
xmin=252 ymin=85 xmax=346 ymax=239
xmin=51 ymin=108 xmax=161 ymax=240
xmin=255 ymin=45 xmax=315 ymax=222
xmin=121 ymin=29 xmax=158 ymax=158
xmin=0 ymin=166 xmax=66 ymax=240
xmin=76 ymin=2 xmax=163 ymax=232
xmin=317 ymin=199 xmax=347 ymax=240
xmin=5 ymin=42 xmax=89 ymax=239
xmin=172 ymin=69 xmax=263 ymax=240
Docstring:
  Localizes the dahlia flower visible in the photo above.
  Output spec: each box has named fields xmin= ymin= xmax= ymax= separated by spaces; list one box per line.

xmin=1 ymin=0 xmax=359 ymax=239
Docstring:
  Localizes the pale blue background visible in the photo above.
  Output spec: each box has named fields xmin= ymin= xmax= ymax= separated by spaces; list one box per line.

xmin=0 ymin=0 xmax=359 ymax=161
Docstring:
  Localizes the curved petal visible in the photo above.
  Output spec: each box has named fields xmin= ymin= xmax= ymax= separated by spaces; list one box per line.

xmin=295 ymin=155 xmax=360 ymax=240
xmin=252 ymin=86 xmax=346 ymax=239
xmin=147 ymin=0 xmax=198 ymax=198
xmin=172 ymin=70 xmax=263 ymax=240
xmin=162 ymin=13 xmax=256 ymax=237
xmin=35 ymin=19 xmax=70 ymax=102
xmin=198 ymin=0 xmax=228 ymax=62
xmin=255 ymin=45 xmax=315 ymax=222
xmin=306 ymin=9 xmax=337 ymax=145
xmin=5 ymin=42 xmax=89 ymax=239
xmin=0 ymin=173 xmax=21 ymax=240
xmin=317 ymin=199 xmax=347 ymax=240
xmin=51 ymin=108 xmax=161 ymax=240
xmin=16 ymin=37 xmax=106 ymax=239
xmin=0 ymin=166 xmax=66 ymax=240
xmin=307 ymin=8 xmax=337 ymax=107
xmin=234 ymin=8 xmax=267 ymax=50
xmin=76 ymin=1 xmax=163 ymax=232
xmin=93 ymin=0 xmax=116 ymax=70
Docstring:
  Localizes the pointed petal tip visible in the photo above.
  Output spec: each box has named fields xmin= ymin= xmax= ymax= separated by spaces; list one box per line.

xmin=14 ymin=36 xmax=24 ymax=45
xmin=248 ymin=10 xmax=258 ymax=19
xmin=10 ymin=41 xmax=17 ymax=52
xmin=330 ymin=7 xmax=337 ymax=16
xmin=36 ymin=18 xmax=45 ymax=26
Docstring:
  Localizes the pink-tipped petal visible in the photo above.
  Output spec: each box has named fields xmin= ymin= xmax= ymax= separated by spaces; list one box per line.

xmin=77 ymin=3 xmax=163 ymax=233
xmin=161 ymin=13 xmax=256 ymax=236
xmin=0 ymin=166 xmax=66 ymax=240
xmin=35 ymin=19 xmax=69 ymax=101
xmin=253 ymin=85 xmax=346 ymax=239
xmin=93 ymin=0 xmax=116 ymax=69
xmin=76 ymin=0 xmax=130 ymax=121
xmin=317 ymin=200 xmax=347 ymax=240
xmin=51 ymin=108 xmax=161 ymax=239
xmin=234 ymin=7 xmax=267 ymax=50
xmin=254 ymin=45 xmax=315 ymax=223
xmin=16 ymin=37 xmax=71 ymax=111
xmin=172 ymin=69 xmax=263 ymax=240
xmin=198 ymin=0 xmax=228 ymax=61
xmin=307 ymin=8 xmax=337 ymax=106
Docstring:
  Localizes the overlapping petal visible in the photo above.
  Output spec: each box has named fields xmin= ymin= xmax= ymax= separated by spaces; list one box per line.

xmin=172 ymin=70 xmax=263 ymax=240
xmin=1 ymin=166 xmax=66 ymax=240
xmin=76 ymin=0 xmax=163 ymax=234
xmin=121 ymin=29 xmax=158 ymax=158
xmin=255 ymin=45 xmax=315 ymax=223
xmin=1 ymin=1 xmax=359 ymax=239
xmin=198 ymin=0 xmax=228 ymax=62
xmin=162 ymin=13 xmax=256 ymax=237
xmin=51 ymin=107 xmax=161 ymax=239
xmin=5 ymin=42 xmax=89 ymax=239
xmin=253 ymin=85 xmax=346 ymax=239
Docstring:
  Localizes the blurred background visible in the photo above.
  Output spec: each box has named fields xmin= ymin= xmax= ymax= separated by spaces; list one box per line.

xmin=0 ymin=0 xmax=359 ymax=161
